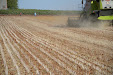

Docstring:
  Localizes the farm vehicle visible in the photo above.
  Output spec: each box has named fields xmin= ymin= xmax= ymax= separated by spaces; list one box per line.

xmin=68 ymin=0 xmax=113 ymax=27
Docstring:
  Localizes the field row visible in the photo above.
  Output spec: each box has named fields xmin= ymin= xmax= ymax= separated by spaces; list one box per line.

xmin=0 ymin=16 xmax=113 ymax=75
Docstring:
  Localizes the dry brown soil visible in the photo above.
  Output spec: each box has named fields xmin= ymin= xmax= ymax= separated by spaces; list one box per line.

xmin=0 ymin=15 xmax=113 ymax=75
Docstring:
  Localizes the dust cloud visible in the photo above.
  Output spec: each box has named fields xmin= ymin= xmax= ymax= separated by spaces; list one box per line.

xmin=67 ymin=18 xmax=111 ymax=29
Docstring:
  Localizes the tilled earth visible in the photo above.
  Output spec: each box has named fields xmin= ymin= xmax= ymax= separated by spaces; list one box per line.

xmin=0 ymin=16 xmax=113 ymax=75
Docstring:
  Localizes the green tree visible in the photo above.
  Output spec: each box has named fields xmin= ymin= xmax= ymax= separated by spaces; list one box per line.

xmin=7 ymin=0 xmax=18 ymax=9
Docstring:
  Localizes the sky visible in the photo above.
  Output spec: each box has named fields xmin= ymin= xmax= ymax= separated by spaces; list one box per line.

xmin=18 ymin=0 xmax=84 ymax=10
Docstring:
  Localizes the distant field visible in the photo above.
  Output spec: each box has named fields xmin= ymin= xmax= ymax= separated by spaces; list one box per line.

xmin=0 ymin=9 xmax=81 ymax=15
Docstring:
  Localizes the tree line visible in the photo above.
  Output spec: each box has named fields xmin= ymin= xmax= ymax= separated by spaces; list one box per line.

xmin=7 ymin=0 xmax=18 ymax=9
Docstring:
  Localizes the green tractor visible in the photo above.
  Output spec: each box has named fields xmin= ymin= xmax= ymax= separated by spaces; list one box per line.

xmin=68 ymin=0 xmax=113 ymax=27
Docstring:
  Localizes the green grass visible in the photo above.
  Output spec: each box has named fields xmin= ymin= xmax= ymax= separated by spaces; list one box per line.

xmin=0 ymin=9 xmax=81 ymax=15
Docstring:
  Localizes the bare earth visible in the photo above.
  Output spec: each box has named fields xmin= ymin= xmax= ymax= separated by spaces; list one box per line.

xmin=0 ymin=16 xmax=113 ymax=75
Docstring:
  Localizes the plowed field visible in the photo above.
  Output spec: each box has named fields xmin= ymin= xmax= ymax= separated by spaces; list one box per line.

xmin=0 ymin=16 xmax=113 ymax=75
